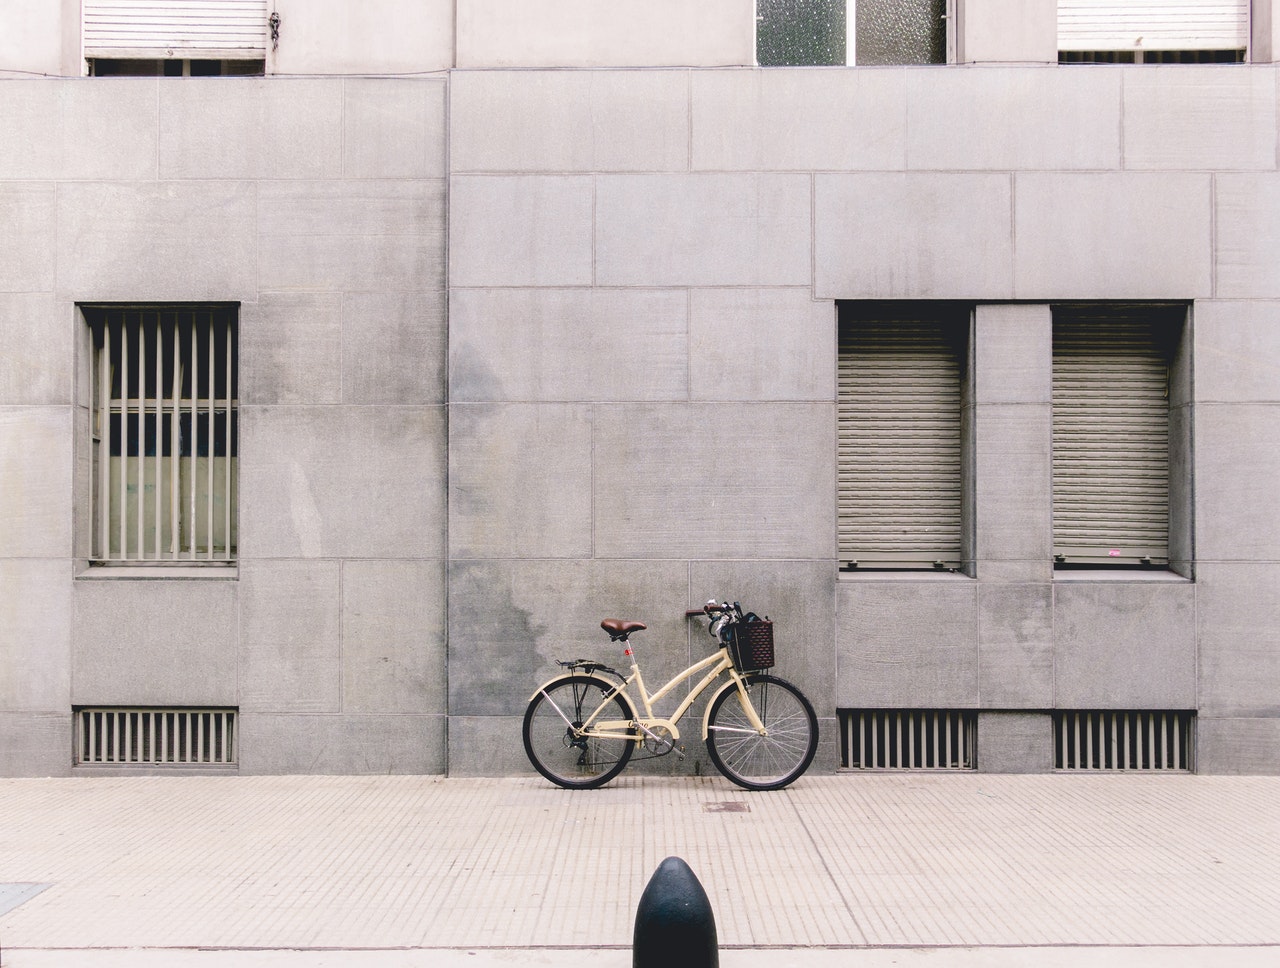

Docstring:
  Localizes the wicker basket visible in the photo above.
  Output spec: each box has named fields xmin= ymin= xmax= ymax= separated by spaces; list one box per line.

xmin=727 ymin=619 xmax=775 ymax=672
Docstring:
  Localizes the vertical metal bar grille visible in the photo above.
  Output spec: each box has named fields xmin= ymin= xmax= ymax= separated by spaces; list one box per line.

xmin=1054 ymin=711 xmax=1194 ymax=771
xmin=75 ymin=708 xmax=238 ymax=766
xmin=840 ymin=710 xmax=977 ymax=770
xmin=87 ymin=306 xmax=237 ymax=564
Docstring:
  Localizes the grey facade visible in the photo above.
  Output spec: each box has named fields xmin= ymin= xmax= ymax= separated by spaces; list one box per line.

xmin=4 ymin=2 xmax=1280 ymax=777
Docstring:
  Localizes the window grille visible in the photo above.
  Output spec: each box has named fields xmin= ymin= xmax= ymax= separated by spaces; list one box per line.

xmin=841 ymin=709 xmax=977 ymax=770
xmin=75 ymin=708 xmax=238 ymax=766
xmin=1055 ymin=710 xmax=1194 ymax=771
xmin=86 ymin=305 xmax=238 ymax=564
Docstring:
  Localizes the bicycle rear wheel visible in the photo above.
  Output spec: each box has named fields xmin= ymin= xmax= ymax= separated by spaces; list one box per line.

xmin=523 ymin=675 xmax=636 ymax=789
xmin=706 ymin=674 xmax=818 ymax=791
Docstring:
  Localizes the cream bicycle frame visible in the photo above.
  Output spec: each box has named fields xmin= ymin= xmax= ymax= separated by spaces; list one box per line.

xmin=531 ymin=642 xmax=768 ymax=747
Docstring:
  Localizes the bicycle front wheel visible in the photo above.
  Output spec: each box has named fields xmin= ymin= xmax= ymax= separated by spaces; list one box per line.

xmin=523 ymin=675 xmax=636 ymax=789
xmin=706 ymin=674 xmax=818 ymax=791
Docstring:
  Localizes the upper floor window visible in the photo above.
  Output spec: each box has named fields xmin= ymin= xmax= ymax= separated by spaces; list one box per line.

xmin=1058 ymin=0 xmax=1248 ymax=63
xmin=757 ymin=0 xmax=951 ymax=66
xmin=84 ymin=0 xmax=268 ymax=75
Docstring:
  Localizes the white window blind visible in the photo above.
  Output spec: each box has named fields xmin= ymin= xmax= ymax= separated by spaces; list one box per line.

xmin=84 ymin=0 xmax=268 ymax=57
xmin=87 ymin=305 xmax=238 ymax=564
xmin=1059 ymin=0 xmax=1248 ymax=52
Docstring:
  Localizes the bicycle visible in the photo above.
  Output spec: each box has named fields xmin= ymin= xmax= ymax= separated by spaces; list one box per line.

xmin=522 ymin=600 xmax=819 ymax=791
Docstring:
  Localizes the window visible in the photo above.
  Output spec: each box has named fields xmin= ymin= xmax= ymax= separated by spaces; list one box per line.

xmin=76 ymin=707 xmax=238 ymax=767
xmin=1054 ymin=711 xmax=1194 ymax=771
xmin=88 ymin=58 xmax=265 ymax=76
xmin=841 ymin=709 xmax=977 ymax=769
xmin=1058 ymin=0 xmax=1248 ymax=63
xmin=83 ymin=0 xmax=268 ymax=74
xmin=757 ymin=0 xmax=951 ymax=66
xmin=838 ymin=303 xmax=969 ymax=571
xmin=85 ymin=305 xmax=239 ymax=565
xmin=1051 ymin=305 xmax=1185 ymax=568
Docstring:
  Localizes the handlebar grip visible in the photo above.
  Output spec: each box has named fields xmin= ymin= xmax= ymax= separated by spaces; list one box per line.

xmin=684 ymin=609 xmax=706 ymax=617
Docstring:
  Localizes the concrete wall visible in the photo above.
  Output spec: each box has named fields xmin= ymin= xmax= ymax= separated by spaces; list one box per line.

xmin=0 ymin=75 xmax=449 ymax=775
xmin=446 ymin=63 xmax=1280 ymax=776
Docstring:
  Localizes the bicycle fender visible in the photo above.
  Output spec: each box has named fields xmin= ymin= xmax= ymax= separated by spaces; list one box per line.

xmin=528 ymin=673 xmax=624 ymax=706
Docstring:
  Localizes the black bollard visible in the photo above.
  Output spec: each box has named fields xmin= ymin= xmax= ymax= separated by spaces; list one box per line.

xmin=633 ymin=856 xmax=718 ymax=968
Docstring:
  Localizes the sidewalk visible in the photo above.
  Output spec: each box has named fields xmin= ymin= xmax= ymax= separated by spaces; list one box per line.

xmin=2 ymin=774 xmax=1279 ymax=966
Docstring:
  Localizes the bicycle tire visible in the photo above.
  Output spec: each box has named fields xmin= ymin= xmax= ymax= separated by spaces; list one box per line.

xmin=523 ymin=675 xmax=636 ymax=789
xmin=705 ymin=674 xmax=818 ymax=791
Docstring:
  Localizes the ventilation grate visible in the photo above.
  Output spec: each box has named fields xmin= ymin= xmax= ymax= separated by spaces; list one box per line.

xmin=1055 ymin=710 xmax=1193 ymax=771
xmin=841 ymin=709 xmax=977 ymax=770
xmin=76 ymin=708 xmax=237 ymax=766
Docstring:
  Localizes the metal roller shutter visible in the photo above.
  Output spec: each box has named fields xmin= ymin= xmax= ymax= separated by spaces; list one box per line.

xmin=84 ymin=0 xmax=268 ymax=58
xmin=1058 ymin=0 xmax=1248 ymax=52
xmin=838 ymin=309 xmax=965 ymax=570
xmin=1052 ymin=307 xmax=1179 ymax=565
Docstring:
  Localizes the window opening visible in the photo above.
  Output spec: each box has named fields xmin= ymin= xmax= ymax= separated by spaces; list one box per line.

xmin=1052 ymin=305 xmax=1182 ymax=567
xmin=88 ymin=58 xmax=265 ymax=76
xmin=1058 ymin=0 xmax=1248 ymax=63
xmin=838 ymin=303 xmax=969 ymax=571
xmin=86 ymin=305 xmax=239 ymax=565
xmin=756 ymin=0 xmax=950 ymax=66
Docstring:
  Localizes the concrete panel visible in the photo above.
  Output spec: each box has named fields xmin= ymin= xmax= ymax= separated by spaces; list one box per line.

xmin=450 ymin=289 xmax=687 ymax=403
xmin=1197 ymin=563 xmax=1280 ymax=717
xmin=1196 ymin=717 xmax=1280 ymax=773
xmin=449 ymin=176 xmax=593 ymax=288
xmin=1053 ymin=581 xmax=1197 ymax=708
xmin=238 ymin=713 xmax=445 ymax=774
xmin=974 ymin=404 xmax=1052 ymax=579
xmin=978 ymin=583 xmax=1054 ymax=707
xmin=1123 ymin=67 xmax=1276 ymax=171
xmin=344 ymin=78 xmax=447 ymax=179
xmin=342 ymin=560 xmax=446 ymax=714
xmin=240 ymin=292 xmax=342 ymax=406
xmin=0 ymin=79 xmax=158 ymax=180
xmin=447 ymin=715 xmax=532 ymax=776
xmin=596 ymin=174 xmax=811 ymax=287
xmin=258 ymin=180 xmax=446 ymax=292
xmin=239 ymin=560 xmax=341 ymax=713
xmin=456 ymin=0 xmax=754 ymax=68
xmin=239 ymin=406 xmax=446 ymax=559
xmin=974 ymin=303 xmax=1051 ymax=405
xmin=449 ymin=404 xmax=593 ymax=559
xmin=1194 ymin=301 xmax=1280 ymax=403
xmin=908 ymin=69 xmax=1120 ymax=170
xmin=689 ymin=289 xmax=835 ymax=401
xmin=691 ymin=69 xmax=907 ymax=171
xmin=977 ymin=712 xmax=1055 ymax=773
xmin=270 ymin=0 xmax=453 ymax=74
xmin=0 ymin=560 xmax=71 ymax=712
xmin=689 ymin=559 xmax=837 ymax=713
xmin=0 ymin=3 xmax=65 ymax=76
xmin=1014 ymin=173 xmax=1212 ymax=299
xmin=0 ymin=294 xmax=68 ymax=405
xmin=959 ymin=0 xmax=1057 ymax=63
xmin=343 ymin=291 xmax=447 ymax=406
xmin=452 ymin=71 xmax=688 ymax=173
xmin=56 ymin=182 xmax=257 ymax=301
xmin=1195 ymin=403 xmax=1280 ymax=561
xmin=159 ymin=79 xmax=342 ymax=180
xmin=71 ymin=579 xmax=238 ymax=707
xmin=0 ymin=713 xmax=71 ymax=777
xmin=836 ymin=578 xmax=980 ymax=707
xmin=0 ymin=407 xmax=72 ymax=557
xmin=815 ymin=174 xmax=1014 ymax=299
xmin=447 ymin=559 xmax=690 ymax=717
xmin=0 ymin=183 xmax=55 ymax=293
xmin=1216 ymin=174 xmax=1280 ymax=299
xmin=593 ymin=403 xmax=836 ymax=559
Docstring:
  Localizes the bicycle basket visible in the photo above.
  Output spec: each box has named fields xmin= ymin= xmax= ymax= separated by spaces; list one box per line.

xmin=727 ymin=618 xmax=775 ymax=672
